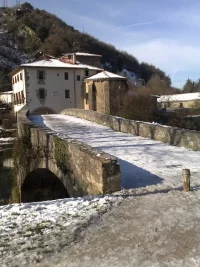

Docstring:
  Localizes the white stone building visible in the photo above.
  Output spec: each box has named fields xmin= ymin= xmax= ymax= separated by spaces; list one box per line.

xmin=157 ymin=92 xmax=200 ymax=109
xmin=0 ymin=91 xmax=13 ymax=104
xmin=10 ymin=55 xmax=102 ymax=114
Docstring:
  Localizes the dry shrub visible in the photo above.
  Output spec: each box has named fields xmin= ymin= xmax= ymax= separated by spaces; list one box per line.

xmin=119 ymin=93 xmax=157 ymax=122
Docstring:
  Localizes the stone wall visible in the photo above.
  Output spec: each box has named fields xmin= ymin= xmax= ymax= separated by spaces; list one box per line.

xmin=109 ymin=79 xmax=128 ymax=115
xmin=85 ymin=79 xmax=128 ymax=115
xmin=61 ymin=109 xmax=200 ymax=151
xmin=159 ymin=99 xmax=200 ymax=109
xmin=17 ymin=106 xmax=121 ymax=198
xmin=86 ymin=80 xmax=110 ymax=113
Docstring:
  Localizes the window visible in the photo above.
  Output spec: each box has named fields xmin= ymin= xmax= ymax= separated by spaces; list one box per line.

xmin=39 ymin=88 xmax=45 ymax=99
xmin=77 ymin=75 xmax=80 ymax=81
xmin=12 ymin=78 xmax=15 ymax=84
xmin=21 ymin=91 xmax=25 ymax=103
xmin=86 ymin=93 xmax=89 ymax=105
xmin=85 ymin=70 xmax=89 ymax=77
xmin=16 ymin=93 xmax=18 ymax=105
xmin=65 ymin=89 xmax=70 ymax=98
xmin=20 ymin=73 xmax=22 ymax=80
xmin=19 ymin=92 xmax=21 ymax=104
xmin=65 ymin=72 xmax=68 ymax=80
xmin=17 ymin=75 xmax=19 ymax=82
xmin=15 ymin=77 xmax=17 ymax=83
xmin=180 ymin=103 xmax=184 ymax=108
xmin=38 ymin=71 xmax=45 ymax=80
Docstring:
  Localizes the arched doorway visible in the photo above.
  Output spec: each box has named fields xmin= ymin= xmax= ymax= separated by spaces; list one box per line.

xmin=21 ymin=168 xmax=69 ymax=203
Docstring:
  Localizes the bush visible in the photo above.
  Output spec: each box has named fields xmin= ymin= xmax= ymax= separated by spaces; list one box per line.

xmin=119 ymin=93 xmax=157 ymax=122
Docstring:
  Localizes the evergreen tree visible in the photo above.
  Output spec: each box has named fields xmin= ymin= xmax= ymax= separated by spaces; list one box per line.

xmin=194 ymin=79 xmax=200 ymax=92
xmin=183 ymin=79 xmax=195 ymax=93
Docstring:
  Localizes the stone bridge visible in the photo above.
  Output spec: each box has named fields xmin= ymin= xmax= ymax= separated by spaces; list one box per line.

xmin=16 ymin=107 xmax=120 ymax=203
xmin=16 ymin=107 xmax=200 ymax=203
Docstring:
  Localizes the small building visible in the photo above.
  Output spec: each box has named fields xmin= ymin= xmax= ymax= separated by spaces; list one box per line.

xmin=9 ymin=55 xmax=102 ymax=114
xmin=84 ymin=71 xmax=127 ymax=115
xmin=157 ymin=92 xmax=200 ymax=109
xmin=63 ymin=52 xmax=102 ymax=68
xmin=0 ymin=91 xmax=13 ymax=104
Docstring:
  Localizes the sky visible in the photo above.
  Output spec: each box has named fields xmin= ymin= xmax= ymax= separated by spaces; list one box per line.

xmin=7 ymin=0 xmax=200 ymax=88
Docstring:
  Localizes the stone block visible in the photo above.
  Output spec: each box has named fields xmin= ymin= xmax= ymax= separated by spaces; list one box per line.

xmin=138 ymin=123 xmax=154 ymax=139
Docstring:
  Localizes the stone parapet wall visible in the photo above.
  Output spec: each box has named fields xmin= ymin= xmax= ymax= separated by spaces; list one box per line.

xmin=17 ymin=106 xmax=120 ymax=197
xmin=61 ymin=109 xmax=200 ymax=151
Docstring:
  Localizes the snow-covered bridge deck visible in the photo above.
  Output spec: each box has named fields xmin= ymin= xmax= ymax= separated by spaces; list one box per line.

xmin=30 ymin=115 xmax=200 ymax=191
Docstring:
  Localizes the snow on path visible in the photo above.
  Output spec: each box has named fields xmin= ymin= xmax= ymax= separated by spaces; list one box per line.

xmin=0 ymin=196 xmax=122 ymax=266
xmin=37 ymin=190 xmax=200 ymax=267
xmin=30 ymin=115 xmax=200 ymax=190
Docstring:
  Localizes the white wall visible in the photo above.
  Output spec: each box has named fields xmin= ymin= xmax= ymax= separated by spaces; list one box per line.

xmin=0 ymin=92 xmax=13 ymax=104
xmin=25 ymin=67 xmax=97 ymax=114
xmin=12 ymin=70 xmax=26 ymax=113
xmin=12 ymin=67 xmax=98 ymax=114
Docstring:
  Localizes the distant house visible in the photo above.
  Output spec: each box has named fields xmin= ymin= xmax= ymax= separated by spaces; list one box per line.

xmin=85 ymin=71 xmax=127 ymax=114
xmin=157 ymin=92 xmax=200 ymax=109
xmin=0 ymin=91 xmax=13 ymax=104
xmin=9 ymin=55 xmax=102 ymax=114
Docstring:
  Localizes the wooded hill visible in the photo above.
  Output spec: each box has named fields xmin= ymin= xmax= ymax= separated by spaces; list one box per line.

xmin=0 ymin=2 xmax=171 ymax=92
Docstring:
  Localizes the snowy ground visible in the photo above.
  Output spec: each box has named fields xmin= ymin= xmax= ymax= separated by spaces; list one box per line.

xmin=1 ymin=115 xmax=200 ymax=266
xmin=3 ymin=188 xmax=200 ymax=267
xmin=0 ymin=195 xmax=122 ymax=266
xmin=37 ymin=190 xmax=200 ymax=267
xmin=30 ymin=115 xmax=200 ymax=191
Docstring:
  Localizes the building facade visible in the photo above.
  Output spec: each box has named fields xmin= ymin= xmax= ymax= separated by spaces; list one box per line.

xmin=84 ymin=71 xmax=128 ymax=115
xmin=10 ymin=57 xmax=102 ymax=114
xmin=157 ymin=92 xmax=200 ymax=109
xmin=0 ymin=91 xmax=13 ymax=104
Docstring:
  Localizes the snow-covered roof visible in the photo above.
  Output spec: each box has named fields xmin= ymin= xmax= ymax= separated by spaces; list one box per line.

xmin=21 ymin=59 xmax=102 ymax=70
xmin=86 ymin=71 xmax=127 ymax=81
xmin=157 ymin=92 xmax=200 ymax=103
xmin=65 ymin=52 xmax=102 ymax=57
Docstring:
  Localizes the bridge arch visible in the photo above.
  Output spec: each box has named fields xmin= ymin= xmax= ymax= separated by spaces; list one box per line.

xmin=30 ymin=107 xmax=56 ymax=115
xmin=21 ymin=168 xmax=69 ymax=203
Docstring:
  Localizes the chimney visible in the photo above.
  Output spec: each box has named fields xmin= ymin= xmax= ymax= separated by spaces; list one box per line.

xmin=73 ymin=54 xmax=76 ymax=64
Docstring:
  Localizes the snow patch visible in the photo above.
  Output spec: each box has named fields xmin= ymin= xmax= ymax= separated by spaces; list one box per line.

xmin=0 ymin=196 xmax=122 ymax=265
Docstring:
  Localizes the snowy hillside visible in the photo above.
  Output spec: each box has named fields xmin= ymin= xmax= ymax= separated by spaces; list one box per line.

xmin=102 ymin=64 xmax=141 ymax=86
xmin=0 ymin=29 xmax=28 ymax=69
xmin=120 ymin=68 xmax=141 ymax=86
